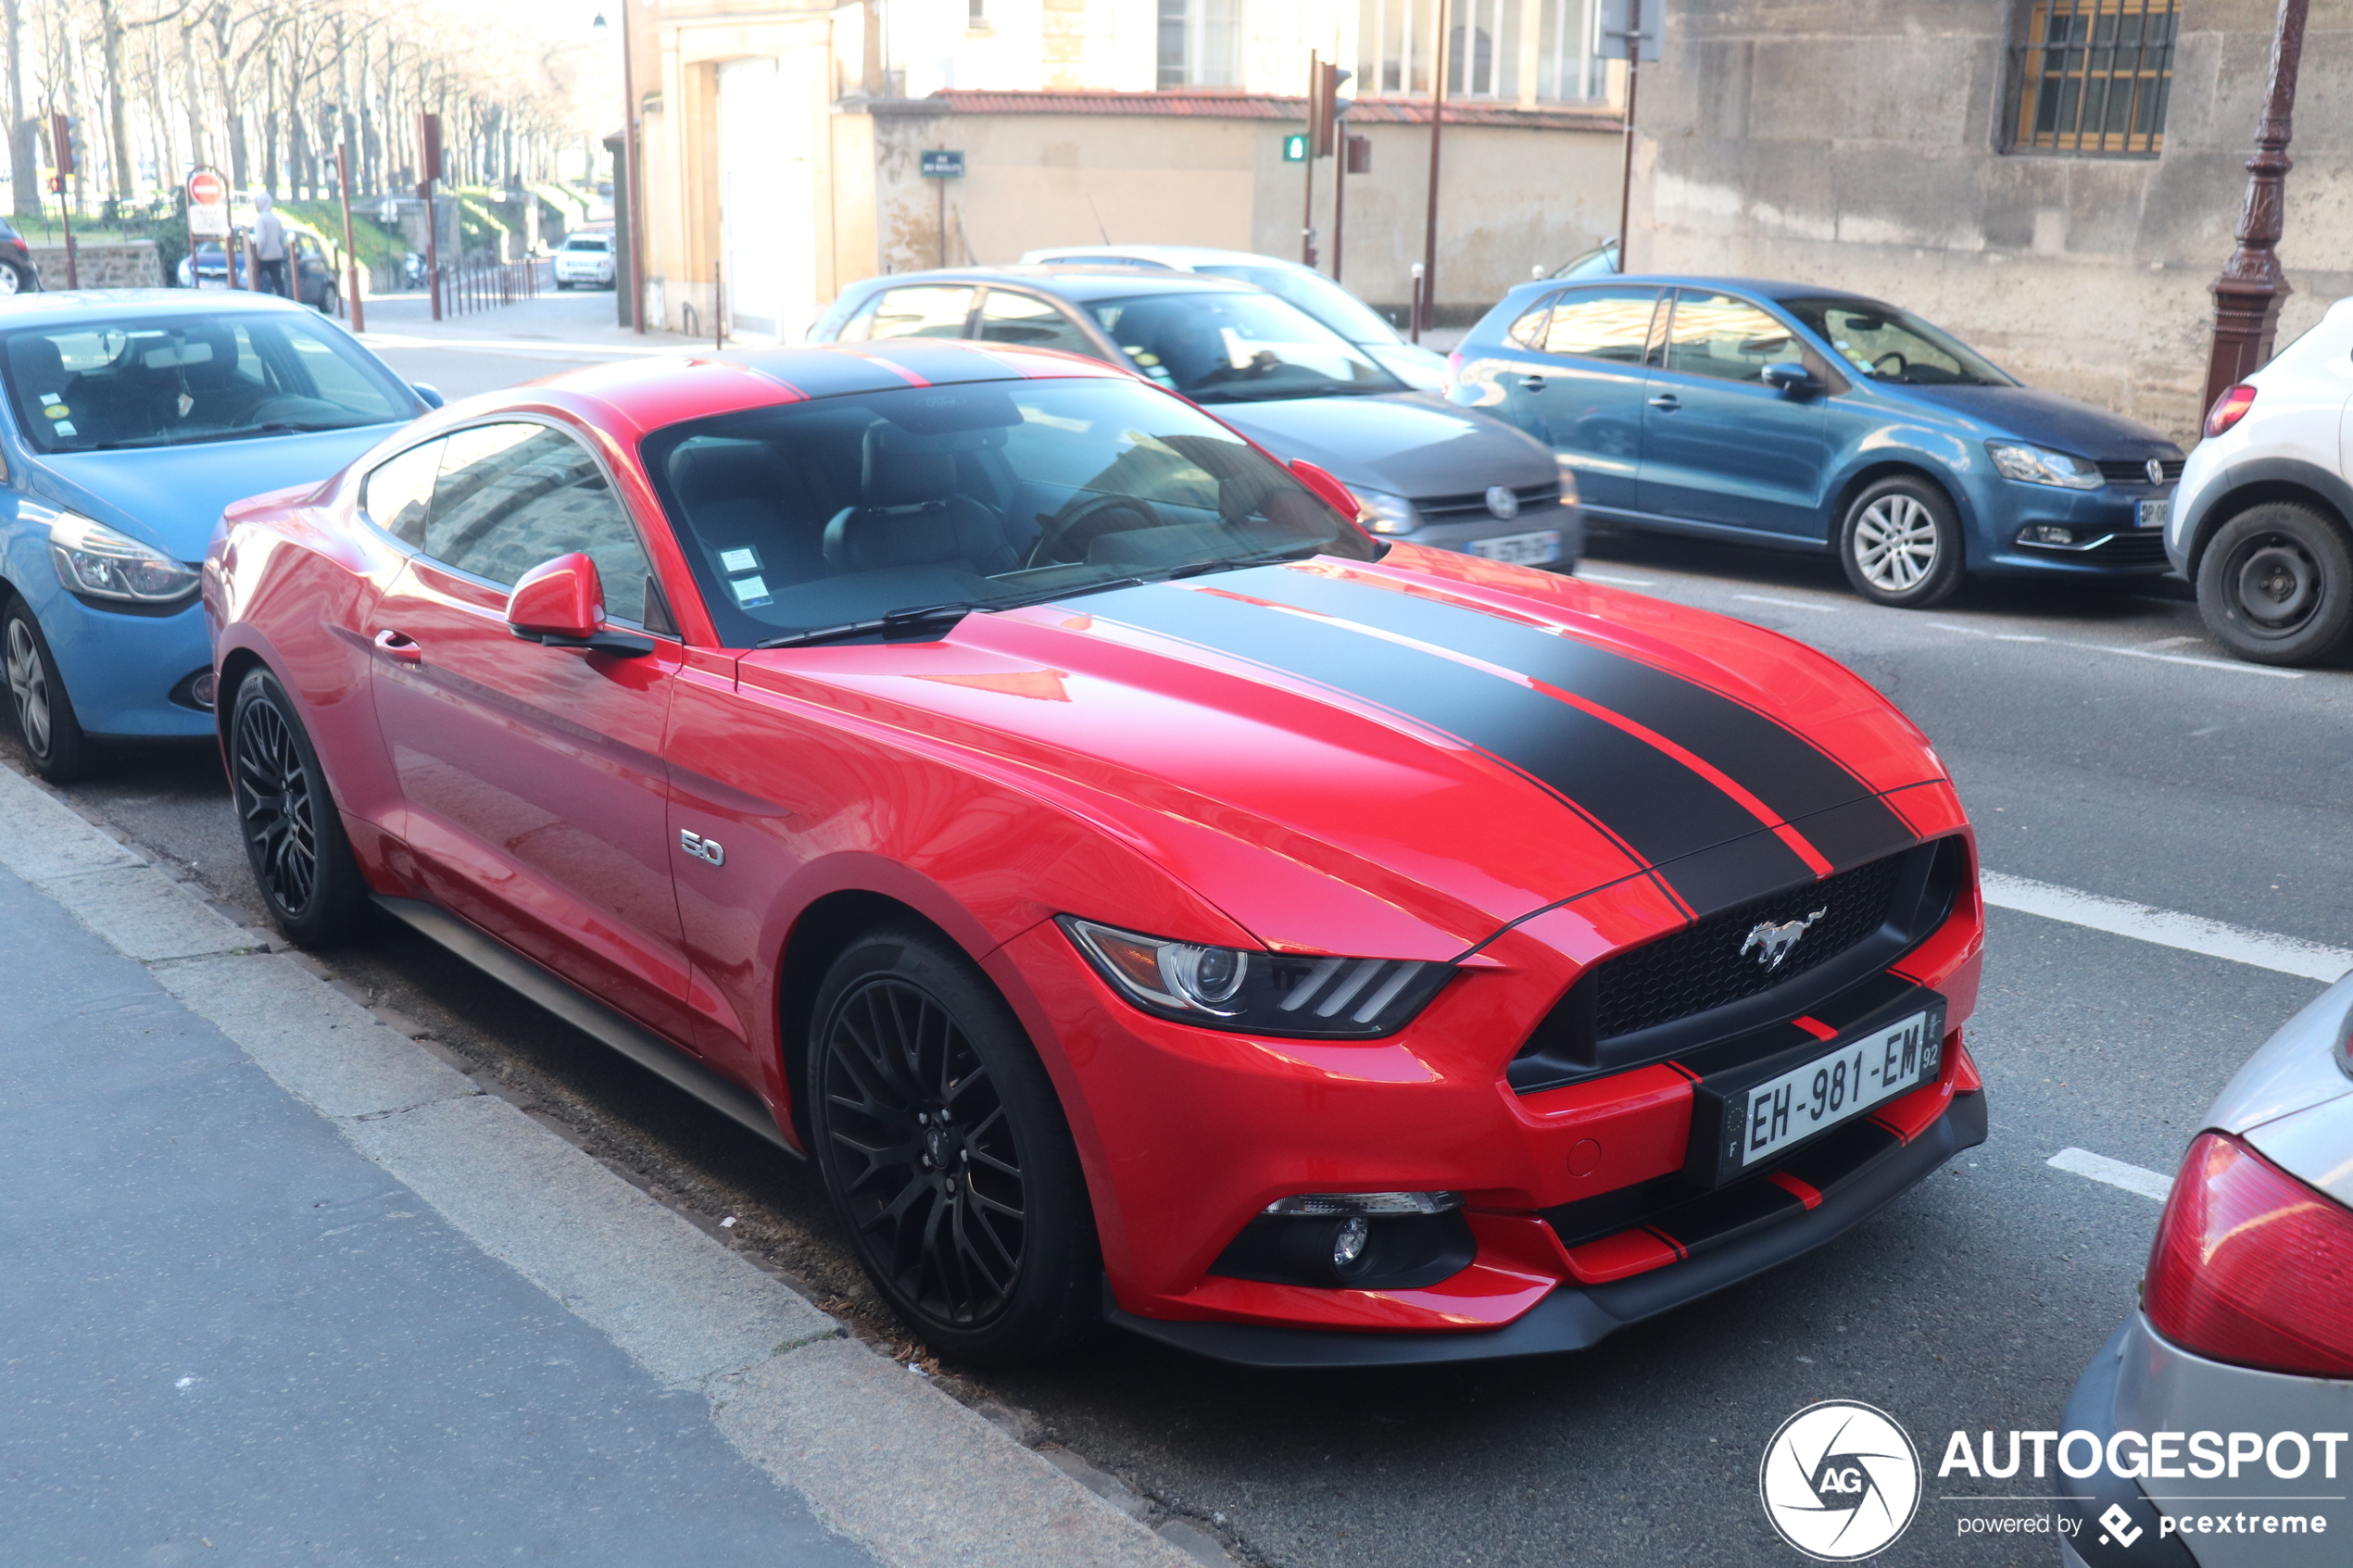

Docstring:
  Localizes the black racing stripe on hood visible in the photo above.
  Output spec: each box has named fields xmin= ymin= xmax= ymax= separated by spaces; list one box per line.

xmin=1252 ymin=570 xmax=1913 ymax=861
xmin=1092 ymin=580 xmax=1816 ymax=891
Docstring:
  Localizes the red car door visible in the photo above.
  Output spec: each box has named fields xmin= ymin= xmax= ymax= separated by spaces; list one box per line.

xmin=367 ymin=420 xmax=698 ymax=1046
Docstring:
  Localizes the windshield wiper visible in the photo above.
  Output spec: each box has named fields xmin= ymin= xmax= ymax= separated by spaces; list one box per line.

xmin=754 ymin=601 xmax=985 ymax=650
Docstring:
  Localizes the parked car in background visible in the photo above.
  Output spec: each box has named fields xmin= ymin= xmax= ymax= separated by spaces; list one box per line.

xmin=0 ymin=218 xmax=39 ymax=295
xmin=209 ymin=335 xmax=1985 ymax=1370
xmin=0 ymin=291 xmax=427 ymax=780
xmin=2055 ymin=974 xmax=2353 ymax=1568
xmin=1452 ymin=276 xmax=2183 ymax=607
xmin=2169 ymin=296 xmax=2353 ymax=667
xmin=1017 ymin=244 xmax=1450 ymax=393
xmin=1549 ymin=238 xmax=1619 ymax=279
xmin=554 ymin=231 xmax=616 ymax=290
xmin=811 ymin=267 xmax=1579 ymax=571
xmin=178 ymin=233 xmax=340 ymax=315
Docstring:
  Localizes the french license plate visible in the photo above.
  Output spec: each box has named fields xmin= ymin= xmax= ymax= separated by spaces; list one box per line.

xmin=1467 ymin=530 xmax=1562 ymax=565
xmin=2136 ymin=497 xmax=2170 ymax=529
xmin=1725 ymin=1010 xmax=1942 ymax=1172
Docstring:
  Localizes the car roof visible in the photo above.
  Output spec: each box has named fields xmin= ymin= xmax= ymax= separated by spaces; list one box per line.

xmin=1495 ymin=273 xmax=1888 ymax=307
xmin=1019 ymin=244 xmax=1310 ymax=273
xmin=0 ymin=288 xmax=322 ymax=324
xmin=849 ymin=266 xmax=1258 ymax=304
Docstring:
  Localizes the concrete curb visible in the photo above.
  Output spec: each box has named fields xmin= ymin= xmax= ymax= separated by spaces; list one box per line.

xmin=0 ymin=763 xmax=1218 ymax=1568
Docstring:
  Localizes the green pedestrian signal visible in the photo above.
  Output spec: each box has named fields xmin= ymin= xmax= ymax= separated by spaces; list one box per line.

xmin=1282 ymin=133 xmax=1308 ymax=163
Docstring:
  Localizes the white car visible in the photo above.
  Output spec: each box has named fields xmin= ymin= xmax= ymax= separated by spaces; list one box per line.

xmin=1016 ymin=243 xmax=1451 ymax=393
xmin=2055 ymin=974 xmax=2353 ymax=1567
xmin=2169 ymin=296 xmax=2353 ymax=665
xmin=553 ymin=232 xmax=616 ymax=290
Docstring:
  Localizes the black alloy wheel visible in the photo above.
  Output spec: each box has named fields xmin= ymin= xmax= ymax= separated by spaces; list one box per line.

xmin=3 ymin=596 xmax=95 ymax=783
xmin=2196 ymin=502 xmax=2353 ymax=667
xmin=229 ymin=668 xmax=371 ymax=946
xmin=809 ymin=929 xmax=1097 ymax=1365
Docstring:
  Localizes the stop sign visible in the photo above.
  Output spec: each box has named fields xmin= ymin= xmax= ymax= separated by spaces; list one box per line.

xmin=187 ymin=169 xmax=229 ymax=236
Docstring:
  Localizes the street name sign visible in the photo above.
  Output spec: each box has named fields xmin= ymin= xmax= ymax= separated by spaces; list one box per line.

xmin=920 ymin=150 xmax=964 ymax=178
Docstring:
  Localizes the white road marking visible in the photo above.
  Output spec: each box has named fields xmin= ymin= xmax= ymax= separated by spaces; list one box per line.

xmin=1733 ymin=593 xmax=1843 ymax=613
xmin=2144 ymin=635 xmax=2201 ymax=648
xmin=2048 ymin=1148 xmax=2173 ymax=1202
xmin=1578 ymin=571 xmax=1658 ymax=587
xmin=1929 ymin=620 xmax=2302 ymax=678
xmin=1982 ymin=871 xmax=2353 ymax=983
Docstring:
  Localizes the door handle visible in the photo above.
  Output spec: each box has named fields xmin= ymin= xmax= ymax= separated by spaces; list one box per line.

xmin=1517 ymin=375 xmax=1547 ymax=392
xmin=373 ymin=629 xmax=423 ymax=664
xmin=1647 ymin=394 xmax=1681 ymax=411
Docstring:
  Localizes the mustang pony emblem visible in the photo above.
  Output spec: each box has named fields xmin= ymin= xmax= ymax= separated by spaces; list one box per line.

xmin=1742 ymin=909 xmax=1829 ymax=972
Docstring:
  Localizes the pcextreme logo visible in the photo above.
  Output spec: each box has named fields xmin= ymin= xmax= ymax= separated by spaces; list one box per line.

xmin=1760 ymin=1400 xmax=1924 ymax=1561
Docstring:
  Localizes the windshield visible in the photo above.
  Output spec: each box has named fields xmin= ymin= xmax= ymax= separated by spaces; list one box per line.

xmin=1084 ymin=292 xmax=1403 ymax=404
xmin=1780 ymin=297 xmax=2014 ymax=387
xmin=565 ymin=236 xmax=609 ymax=251
xmin=1191 ymin=264 xmax=1403 ymax=345
xmin=3 ymin=312 xmax=415 ymax=453
xmin=644 ymin=377 xmax=1377 ymax=646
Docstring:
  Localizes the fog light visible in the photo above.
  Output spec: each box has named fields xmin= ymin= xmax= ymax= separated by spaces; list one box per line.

xmin=2020 ymin=525 xmax=2076 ymax=546
xmin=189 ymin=671 xmax=217 ymax=709
xmin=1333 ymin=1217 xmax=1370 ymax=1268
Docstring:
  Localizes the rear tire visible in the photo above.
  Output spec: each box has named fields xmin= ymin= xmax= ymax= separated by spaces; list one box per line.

xmin=808 ymin=926 xmax=1099 ymax=1366
xmin=229 ymin=668 xmax=371 ymax=946
xmin=2195 ymin=502 xmax=2353 ymax=667
xmin=3 ymin=596 xmax=97 ymax=783
xmin=1838 ymin=475 xmax=1966 ymax=608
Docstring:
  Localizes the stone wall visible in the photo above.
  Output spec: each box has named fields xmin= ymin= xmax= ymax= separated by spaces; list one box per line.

xmin=1629 ymin=0 xmax=2353 ymax=443
xmin=25 ymin=240 xmax=165 ymax=290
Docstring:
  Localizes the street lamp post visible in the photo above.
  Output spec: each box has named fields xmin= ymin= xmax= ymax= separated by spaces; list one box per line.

xmin=2204 ymin=0 xmax=2310 ymax=411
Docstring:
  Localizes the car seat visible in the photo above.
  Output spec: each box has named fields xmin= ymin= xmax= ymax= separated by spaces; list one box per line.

xmin=668 ymin=439 xmax=828 ymax=588
xmin=822 ymin=425 xmax=1017 ymax=576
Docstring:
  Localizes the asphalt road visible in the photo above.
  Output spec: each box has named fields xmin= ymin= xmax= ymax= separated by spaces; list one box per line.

xmin=14 ymin=307 xmax=2346 ymax=1567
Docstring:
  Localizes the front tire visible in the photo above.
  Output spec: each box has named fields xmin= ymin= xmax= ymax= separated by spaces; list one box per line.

xmin=1839 ymin=475 xmax=1965 ymax=608
xmin=808 ymin=927 xmax=1099 ymax=1366
xmin=229 ymin=668 xmax=371 ymax=946
xmin=3 ymin=596 xmax=96 ymax=783
xmin=2196 ymin=502 xmax=2353 ymax=666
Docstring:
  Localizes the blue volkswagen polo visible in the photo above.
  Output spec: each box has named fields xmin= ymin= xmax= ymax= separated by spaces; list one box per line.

xmin=1450 ymin=277 xmax=2185 ymax=607
xmin=1 ymin=291 xmax=429 ymax=780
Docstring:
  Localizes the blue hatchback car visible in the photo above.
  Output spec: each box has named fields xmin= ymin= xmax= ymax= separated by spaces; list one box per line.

xmin=1 ymin=291 xmax=429 ymax=780
xmin=1451 ymin=277 xmax=2186 ymax=606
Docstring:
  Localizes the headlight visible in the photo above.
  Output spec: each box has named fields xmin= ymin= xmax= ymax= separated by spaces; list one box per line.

xmin=1554 ymin=454 xmax=1581 ymax=505
xmin=1985 ymin=440 xmax=2102 ymax=490
xmin=50 ymin=513 xmax=202 ymax=603
xmin=1059 ymin=916 xmax=1453 ymax=1039
xmin=1348 ymin=487 xmax=1420 ymax=535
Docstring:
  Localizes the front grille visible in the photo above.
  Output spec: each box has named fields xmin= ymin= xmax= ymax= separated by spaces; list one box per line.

xmin=1416 ymin=482 xmax=1561 ymax=521
xmin=1593 ymin=856 xmax=1906 ymax=1042
xmin=2095 ymin=458 xmax=2185 ymax=485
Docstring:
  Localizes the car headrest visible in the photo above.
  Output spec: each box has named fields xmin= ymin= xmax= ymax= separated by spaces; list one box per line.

xmin=669 ymin=441 xmax=777 ymax=510
xmin=7 ymin=332 xmax=66 ymax=394
xmin=862 ymin=426 xmax=955 ymax=509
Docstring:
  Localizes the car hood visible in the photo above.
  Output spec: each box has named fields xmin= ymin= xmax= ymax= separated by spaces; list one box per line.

xmin=1211 ymin=392 xmax=1555 ymax=500
xmin=34 ymin=426 xmax=397 ymax=560
xmin=742 ymin=548 xmax=1949 ymax=959
xmin=1886 ymin=383 xmax=2181 ymax=458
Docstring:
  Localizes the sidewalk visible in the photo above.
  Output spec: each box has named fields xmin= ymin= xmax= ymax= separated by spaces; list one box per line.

xmin=0 ymin=764 xmax=1214 ymax=1568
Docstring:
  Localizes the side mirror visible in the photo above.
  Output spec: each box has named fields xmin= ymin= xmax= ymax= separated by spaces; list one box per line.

xmin=1761 ymin=362 xmax=1818 ymax=395
xmin=507 ymin=553 xmax=653 ymax=657
xmin=411 ymin=383 xmax=445 ymax=409
xmin=1289 ymin=458 xmax=1361 ymax=521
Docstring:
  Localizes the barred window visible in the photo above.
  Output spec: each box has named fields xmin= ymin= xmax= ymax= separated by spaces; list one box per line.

xmin=2008 ymin=0 xmax=2180 ymax=157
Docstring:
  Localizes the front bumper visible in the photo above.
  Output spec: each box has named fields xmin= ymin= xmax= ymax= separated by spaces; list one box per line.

xmin=1386 ymin=499 xmax=1584 ymax=568
xmin=1970 ymin=483 xmax=2175 ymax=579
xmin=9 ymin=570 xmax=214 ymax=739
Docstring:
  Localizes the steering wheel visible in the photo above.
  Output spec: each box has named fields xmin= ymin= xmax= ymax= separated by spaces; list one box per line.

xmin=1872 ymin=352 xmax=1909 ymax=380
xmin=1026 ymin=495 xmax=1162 ymax=569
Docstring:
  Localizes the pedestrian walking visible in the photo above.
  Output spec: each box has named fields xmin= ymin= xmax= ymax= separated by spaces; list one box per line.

xmin=253 ymin=193 xmax=290 ymax=299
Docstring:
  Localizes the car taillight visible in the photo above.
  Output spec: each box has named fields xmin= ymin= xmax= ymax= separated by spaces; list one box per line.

xmin=2145 ymin=1131 xmax=2353 ymax=1377
xmin=2203 ymin=383 xmax=2258 ymax=438
xmin=1443 ymin=350 xmax=1463 ymax=395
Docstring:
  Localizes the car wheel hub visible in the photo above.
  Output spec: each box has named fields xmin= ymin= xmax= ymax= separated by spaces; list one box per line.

xmin=2233 ymin=539 xmax=2319 ymax=628
xmin=6 ymin=619 xmax=51 ymax=756
xmin=1854 ymin=495 xmax=1938 ymax=591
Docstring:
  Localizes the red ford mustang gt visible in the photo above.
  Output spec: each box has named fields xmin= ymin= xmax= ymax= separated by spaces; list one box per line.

xmin=205 ymin=340 xmax=1985 ymax=1366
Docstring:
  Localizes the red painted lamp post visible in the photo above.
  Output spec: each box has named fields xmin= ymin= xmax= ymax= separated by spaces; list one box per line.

xmin=2204 ymin=0 xmax=2310 ymax=413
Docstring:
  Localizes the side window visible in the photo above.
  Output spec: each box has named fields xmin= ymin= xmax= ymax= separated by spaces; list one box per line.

xmin=862 ymin=285 xmax=975 ymax=341
xmin=1540 ymin=288 xmax=1662 ymax=363
xmin=360 ymin=437 xmax=446 ymax=546
xmin=424 ymin=423 xmax=653 ymax=622
xmin=1662 ymin=293 xmax=1807 ymax=383
xmin=1505 ymin=291 xmax=1562 ymax=350
xmin=975 ymin=290 xmax=1100 ymax=358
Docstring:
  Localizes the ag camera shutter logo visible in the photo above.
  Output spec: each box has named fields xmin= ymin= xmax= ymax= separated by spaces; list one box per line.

xmin=1759 ymin=1400 xmax=1922 ymax=1560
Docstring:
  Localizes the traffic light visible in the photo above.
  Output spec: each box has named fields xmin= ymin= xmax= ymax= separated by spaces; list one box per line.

xmin=49 ymin=110 xmax=72 ymax=178
xmin=66 ymin=117 xmax=85 ymax=176
xmin=1311 ymin=63 xmax=1350 ymax=157
xmin=1282 ymin=133 xmax=1307 ymax=163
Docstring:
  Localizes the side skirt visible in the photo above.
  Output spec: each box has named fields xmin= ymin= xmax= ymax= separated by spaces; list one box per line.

xmin=371 ymin=894 xmax=800 ymax=1158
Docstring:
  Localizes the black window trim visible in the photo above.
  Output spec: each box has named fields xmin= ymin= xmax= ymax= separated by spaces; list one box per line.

xmin=967 ymin=284 xmax=1121 ymax=362
xmin=1516 ymin=282 xmax=1664 ymax=367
